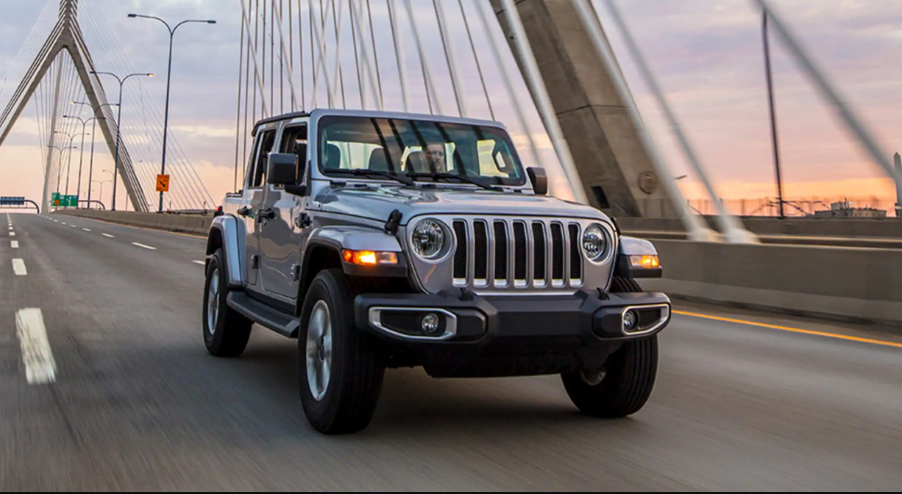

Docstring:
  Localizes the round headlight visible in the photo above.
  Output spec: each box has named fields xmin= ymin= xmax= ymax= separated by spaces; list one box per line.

xmin=412 ymin=219 xmax=446 ymax=260
xmin=582 ymin=225 xmax=608 ymax=262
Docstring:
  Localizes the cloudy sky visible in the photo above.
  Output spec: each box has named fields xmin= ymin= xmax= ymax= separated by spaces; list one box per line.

xmin=0 ymin=0 xmax=900 ymax=212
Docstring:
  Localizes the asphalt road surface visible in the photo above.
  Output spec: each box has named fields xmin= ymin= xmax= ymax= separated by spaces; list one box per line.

xmin=2 ymin=212 xmax=901 ymax=491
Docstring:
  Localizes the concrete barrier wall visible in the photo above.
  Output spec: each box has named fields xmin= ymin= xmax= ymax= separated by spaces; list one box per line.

xmin=56 ymin=210 xmax=213 ymax=236
xmin=620 ymin=216 xmax=902 ymax=238
xmin=643 ymin=240 xmax=902 ymax=325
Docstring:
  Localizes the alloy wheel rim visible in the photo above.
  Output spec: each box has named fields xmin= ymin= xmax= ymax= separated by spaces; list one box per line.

xmin=306 ymin=300 xmax=333 ymax=402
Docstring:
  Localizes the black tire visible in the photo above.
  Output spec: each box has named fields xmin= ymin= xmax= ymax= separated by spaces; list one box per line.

xmin=562 ymin=276 xmax=659 ymax=418
xmin=203 ymin=249 xmax=253 ymax=358
xmin=299 ymin=269 xmax=385 ymax=435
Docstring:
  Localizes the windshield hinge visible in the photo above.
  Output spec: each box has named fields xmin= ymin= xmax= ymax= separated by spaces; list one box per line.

xmin=384 ymin=210 xmax=403 ymax=236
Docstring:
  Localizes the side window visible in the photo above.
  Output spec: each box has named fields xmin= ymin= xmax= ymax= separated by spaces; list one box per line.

xmin=280 ymin=125 xmax=309 ymax=183
xmin=251 ymin=130 xmax=277 ymax=188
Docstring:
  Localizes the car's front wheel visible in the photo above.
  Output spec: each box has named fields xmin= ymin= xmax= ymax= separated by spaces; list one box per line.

xmin=562 ymin=276 xmax=659 ymax=418
xmin=299 ymin=269 xmax=385 ymax=435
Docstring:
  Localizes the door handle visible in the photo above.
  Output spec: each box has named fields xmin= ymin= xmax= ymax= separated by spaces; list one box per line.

xmin=295 ymin=212 xmax=313 ymax=229
xmin=237 ymin=206 xmax=251 ymax=217
xmin=257 ymin=208 xmax=277 ymax=223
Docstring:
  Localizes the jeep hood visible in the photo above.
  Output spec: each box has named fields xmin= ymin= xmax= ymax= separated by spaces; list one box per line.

xmin=314 ymin=187 xmax=608 ymax=224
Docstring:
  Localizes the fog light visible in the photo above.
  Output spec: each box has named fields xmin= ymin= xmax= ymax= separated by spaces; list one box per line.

xmin=421 ymin=313 xmax=441 ymax=336
xmin=623 ymin=310 xmax=639 ymax=332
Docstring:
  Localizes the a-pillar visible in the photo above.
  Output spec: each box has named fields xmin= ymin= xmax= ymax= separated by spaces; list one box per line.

xmin=491 ymin=0 xmax=670 ymax=217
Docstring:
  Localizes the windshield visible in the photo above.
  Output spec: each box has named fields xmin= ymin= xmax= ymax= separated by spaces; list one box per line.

xmin=317 ymin=116 xmax=527 ymax=186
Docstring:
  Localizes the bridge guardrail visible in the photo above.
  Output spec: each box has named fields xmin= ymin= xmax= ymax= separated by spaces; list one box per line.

xmin=644 ymin=240 xmax=902 ymax=326
xmin=55 ymin=209 xmax=212 ymax=236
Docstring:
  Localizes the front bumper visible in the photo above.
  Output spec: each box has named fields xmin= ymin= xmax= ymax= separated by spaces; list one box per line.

xmin=353 ymin=289 xmax=670 ymax=378
xmin=355 ymin=289 xmax=670 ymax=344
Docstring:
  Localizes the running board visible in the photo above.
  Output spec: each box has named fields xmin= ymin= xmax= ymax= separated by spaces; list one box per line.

xmin=227 ymin=292 xmax=300 ymax=338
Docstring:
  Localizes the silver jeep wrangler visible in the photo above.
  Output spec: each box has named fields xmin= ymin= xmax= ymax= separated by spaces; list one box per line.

xmin=204 ymin=109 xmax=671 ymax=435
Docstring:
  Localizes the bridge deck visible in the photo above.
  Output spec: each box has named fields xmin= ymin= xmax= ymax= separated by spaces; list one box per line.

xmin=2 ymin=212 xmax=901 ymax=490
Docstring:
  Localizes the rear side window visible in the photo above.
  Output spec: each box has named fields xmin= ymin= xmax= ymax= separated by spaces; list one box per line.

xmin=250 ymin=130 xmax=276 ymax=188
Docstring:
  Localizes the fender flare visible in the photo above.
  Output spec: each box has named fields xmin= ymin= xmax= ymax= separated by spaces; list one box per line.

xmin=207 ymin=215 xmax=246 ymax=288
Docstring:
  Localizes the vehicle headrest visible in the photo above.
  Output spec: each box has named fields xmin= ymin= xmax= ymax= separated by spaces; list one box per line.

xmin=405 ymin=151 xmax=425 ymax=173
xmin=368 ymin=148 xmax=390 ymax=172
xmin=324 ymin=143 xmax=341 ymax=169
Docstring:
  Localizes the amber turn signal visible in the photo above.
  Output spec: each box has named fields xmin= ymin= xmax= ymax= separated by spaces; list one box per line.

xmin=630 ymin=255 xmax=660 ymax=269
xmin=342 ymin=250 xmax=399 ymax=266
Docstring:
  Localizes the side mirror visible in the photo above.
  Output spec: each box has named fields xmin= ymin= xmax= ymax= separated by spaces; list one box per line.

xmin=267 ymin=153 xmax=299 ymax=186
xmin=527 ymin=167 xmax=548 ymax=196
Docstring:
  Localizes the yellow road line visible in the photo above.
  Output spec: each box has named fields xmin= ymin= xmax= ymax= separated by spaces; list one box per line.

xmin=673 ymin=310 xmax=902 ymax=350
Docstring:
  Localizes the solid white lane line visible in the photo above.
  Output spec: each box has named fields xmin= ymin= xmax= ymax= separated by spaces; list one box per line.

xmin=132 ymin=242 xmax=157 ymax=251
xmin=12 ymin=259 xmax=27 ymax=276
xmin=83 ymin=228 xmax=91 ymax=232
xmin=102 ymin=233 xmax=115 ymax=238
xmin=193 ymin=260 xmax=206 ymax=266
xmin=16 ymin=309 xmax=57 ymax=385
xmin=11 ymin=241 xmax=19 ymax=249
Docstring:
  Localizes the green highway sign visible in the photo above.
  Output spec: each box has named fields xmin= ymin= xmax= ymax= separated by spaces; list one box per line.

xmin=64 ymin=195 xmax=78 ymax=207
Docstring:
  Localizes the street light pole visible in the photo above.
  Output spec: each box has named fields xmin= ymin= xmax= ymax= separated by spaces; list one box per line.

xmin=762 ymin=12 xmax=786 ymax=219
xmin=91 ymin=71 xmax=153 ymax=211
xmin=73 ymin=101 xmax=118 ymax=206
xmin=63 ymin=114 xmax=104 ymax=206
xmin=129 ymin=14 xmax=216 ymax=213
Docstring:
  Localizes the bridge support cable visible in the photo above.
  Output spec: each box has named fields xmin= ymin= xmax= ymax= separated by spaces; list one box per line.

xmin=348 ymin=0 xmax=383 ymax=110
xmin=470 ymin=0 xmax=545 ymax=182
xmin=234 ymin=1 xmax=247 ymax=191
xmin=601 ymin=0 xmax=756 ymax=243
xmin=346 ymin=0 xmax=364 ymax=109
xmin=431 ymin=0 xmax=467 ymax=117
xmin=498 ymin=0 xmax=588 ymax=205
xmin=400 ymin=0 xmax=442 ymax=115
xmin=752 ymin=0 xmax=902 ymax=193
xmin=365 ymin=0 xmax=385 ymax=107
xmin=458 ymin=0 xmax=495 ymax=121
xmin=329 ymin=0 xmax=348 ymax=109
xmin=240 ymin=0 xmax=272 ymax=119
xmin=385 ymin=0 xmax=410 ymax=112
xmin=272 ymin=0 xmax=300 ymax=111
xmin=307 ymin=0 xmax=338 ymax=107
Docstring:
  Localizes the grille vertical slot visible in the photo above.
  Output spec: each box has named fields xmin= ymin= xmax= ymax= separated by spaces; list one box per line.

xmin=452 ymin=221 xmax=468 ymax=281
xmin=513 ymin=222 xmax=528 ymax=284
xmin=473 ymin=221 xmax=489 ymax=284
xmin=569 ymin=223 xmax=582 ymax=283
xmin=532 ymin=222 xmax=547 ymax=284
xmin=551 ymin=223 xmax=565 ymax=282
xmin=493 ymin=221 xmax=508 ymax=284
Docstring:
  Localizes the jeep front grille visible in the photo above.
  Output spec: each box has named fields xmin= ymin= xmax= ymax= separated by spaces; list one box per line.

xmin=451 ymin=218 xmax=584 ymax=290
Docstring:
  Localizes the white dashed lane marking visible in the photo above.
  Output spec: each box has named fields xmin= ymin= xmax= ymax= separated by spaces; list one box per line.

xmin=16 ymin=309 xmax=57 ymax=385
xmin=11 ymin=241 xmax=19 ymax=249
xmin=102 ymin=233 xmax=115 ymax=238
xmin=132 ymin=243 xmax=157 ymax=251
xmin=12 ymin=259 xmax=27 ymax=276
xmin=83 ymin=228 xmax=91 ymax=232
xmin=193 ymin=260 xmax=206 ymax=266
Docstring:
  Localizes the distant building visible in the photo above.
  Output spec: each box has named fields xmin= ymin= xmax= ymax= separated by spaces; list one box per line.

xmin=814 ymin=200 xmax=887 ymax=219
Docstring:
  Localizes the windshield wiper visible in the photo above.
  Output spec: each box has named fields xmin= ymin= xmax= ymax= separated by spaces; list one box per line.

xmin=328 ymin=168 xmax=414 ymax=186
xmin=407 ymin=172 xmax=501 ymax=191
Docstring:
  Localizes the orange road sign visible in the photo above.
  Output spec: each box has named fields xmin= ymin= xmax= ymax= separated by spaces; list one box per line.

xmin=156 ymin=174 xmax=171 ymax=193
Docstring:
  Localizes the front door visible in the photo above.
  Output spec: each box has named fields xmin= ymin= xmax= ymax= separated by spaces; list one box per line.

xmin=259 ymin=123 xmax=310 ymax=299
xmin=244 ymin=127 xmax=277 ymax=289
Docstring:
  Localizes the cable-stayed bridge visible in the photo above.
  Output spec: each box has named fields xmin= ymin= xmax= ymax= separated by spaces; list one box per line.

xmin=0 ymin=0 xmax=215 ymax=213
